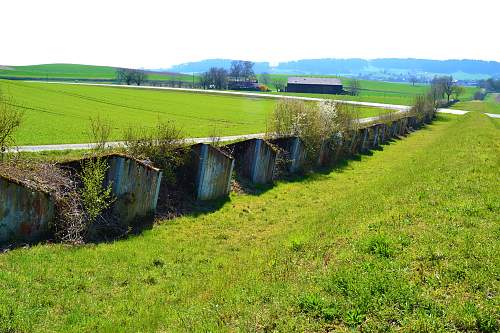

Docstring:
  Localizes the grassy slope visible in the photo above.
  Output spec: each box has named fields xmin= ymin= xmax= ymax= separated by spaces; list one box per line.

xmin=1 ymin=80 xmax=391 ymax=145
xmin=1 ymin=113 xmax=498 ymax=332
xmin=453 ymin=93 xmax=500 ymax=114
xmin=0 ymin=64 xmax=192 ymax=82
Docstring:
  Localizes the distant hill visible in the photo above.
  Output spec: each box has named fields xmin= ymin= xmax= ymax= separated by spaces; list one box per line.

xmin=0 ymin=63 xmax=191 ymax=82
xmin=166 ymin=58 xmax=500 ymax=81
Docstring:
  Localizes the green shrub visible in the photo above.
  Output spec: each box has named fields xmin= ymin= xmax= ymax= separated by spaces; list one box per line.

xmin=123 ymin=120 xmax=188 ymax=185
xmin=79 ymin=156 xmax=114 ymax=224
xmin=0 ymin=87 xmax=23 ymax=159
xmin=268 ymin=99 xmax=360 ymax=169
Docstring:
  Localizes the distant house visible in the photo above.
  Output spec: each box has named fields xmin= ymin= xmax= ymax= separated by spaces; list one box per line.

xmin=286 ymin=77 xmax=343 ymax=94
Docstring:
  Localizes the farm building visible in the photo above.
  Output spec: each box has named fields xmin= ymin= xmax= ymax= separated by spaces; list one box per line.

xmin=286 ymin=77 xmax=343 ymax=94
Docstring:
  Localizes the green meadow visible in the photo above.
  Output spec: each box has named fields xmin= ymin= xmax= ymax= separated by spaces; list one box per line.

xmin=453 ymin=93 xmax=500 ymax=114
xmin=0 ymin=112 xmax=498 ymax=332
xmin=0 ymin=64 xmax=193 ymax=82
xmin=262 ymin=75 xmax=478 ymax=106
xmin=0 ymin=80 xmax=391 ymax=145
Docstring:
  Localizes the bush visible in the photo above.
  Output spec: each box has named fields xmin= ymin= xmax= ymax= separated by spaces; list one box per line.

xmin=79 ymin=156 xmax=114 ymax=224
xmin=258 ymin=84 xmax=270 ymax=92
xmin=88 ymin=115 xmax=112 ymax=151
xmin=473 ymin=90 xmax=486 ymax=100
xmin=410 ymin=94 xmax=437 ymax=123
xmin=123 ymin=120 xmax=187 ymax=185
xmin=0 ymin=88 xmax=23 ymax=158
xmin=268 ymin=99 xmax=360 ymax=169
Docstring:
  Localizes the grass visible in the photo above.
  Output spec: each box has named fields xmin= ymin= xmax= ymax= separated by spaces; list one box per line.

xmin=1 ymin=80 xmax=392 ymax=145
xmin=453 ymin=93 xmax=500 ymax=114
xmin=0 ymin=63 xmax=193 ymax=82
xmin=261 ymin=74 xmax=478 ymax=106
xmin=1 ymin=112 xmax=498 ymax=331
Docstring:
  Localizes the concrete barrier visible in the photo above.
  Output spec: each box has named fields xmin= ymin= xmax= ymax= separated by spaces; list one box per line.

xmin=269 ymin=137 xmax=306 ymax=174
xmin=378 ymin=123 xmax=387 ymax=143
xmin=369 ymin=125 xmax=381 ymax=148
xmin=227 ymin=139 xmax=277 ymax=184
xmin=104 ymin=155 xmax=162 ymax=225
xmin=390 ymin=120 xmax=399 ymax=138
xmin=0 ymin=176 xmax=54 ymax=245
xmin=398 ymin=118 xmax=408 ymax=136
xmin=318 ymin=138 xmax=337 ymax=167
xmin=359 ymin=127 xmax=370 ymax=153
xmin=188 ymin=143 xmax=234 ymax=200
xmin=59 ymin=154 xmax=162 ymax=226
xmin=344 ymin=130 xmax=360 ymax=156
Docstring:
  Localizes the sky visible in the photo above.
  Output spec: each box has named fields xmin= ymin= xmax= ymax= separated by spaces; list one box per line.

xmin=1 ymin=0 xmax=499 ymax=69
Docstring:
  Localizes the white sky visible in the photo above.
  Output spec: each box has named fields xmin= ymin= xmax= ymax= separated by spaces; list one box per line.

xmin=1 ymin=0 xmax=499 ymax=68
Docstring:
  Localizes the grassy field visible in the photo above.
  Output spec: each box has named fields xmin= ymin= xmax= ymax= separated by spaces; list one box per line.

xmin=453 ymin=93 xmax=500 ymax=114
xmin=0 ymin=64 xmax=193 ymax=82
xmin=0 ymin=113 xmax=498 ymax=332
xmin=1 ymin=80 xmax=392 ymax=145
xmin=260 ymin=75 xmax=478 ymax=106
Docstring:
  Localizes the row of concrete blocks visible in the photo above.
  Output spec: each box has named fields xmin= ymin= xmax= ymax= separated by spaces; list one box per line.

xmin=0 ymin=116 xmax=420 ymax=245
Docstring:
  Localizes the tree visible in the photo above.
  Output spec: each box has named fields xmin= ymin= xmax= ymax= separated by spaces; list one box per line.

xmin=132 ymin=70 xmax=147 ymax=86
xmin=230 ymin=61 xmax=243 ymax=82
xmin=116 ymin=68 xmax=148 ymax=86
xmin=432 ymin=76 xmax=454 ymax=103
xmin=116 ymin=68 xmax=135 ymax=85
xmin=230 ymin=60 xmax=255 ymax=82
xmin=452 ymin=85 xmax=465 ymax=101
xmin=409 ymin=75 xmax=418 ymax=86
xmin=349 ymin=79 xmax=361 ymax=96
xmin=0 ymin=88 xmax=23 ymax=157
xmin=241 ymin=61 xmax=255 ymax=82
xmin=272 ymin=78 xmax=286 ymax=92
xmin=260 ymin=72 xmax=271 ymax=85
xmin=202 ymin=67 xmax=228 ymax=90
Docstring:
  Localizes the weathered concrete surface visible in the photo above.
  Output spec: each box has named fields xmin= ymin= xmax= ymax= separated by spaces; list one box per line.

xmin=359 ymin=127 xmax=370 ymax=153
xmin=228 ymin=139 xmax=277 ymax=184
xmin=368 ymin=125 xmax=380 ymax=148
xmin=318 ymin=135 xmax=344 ymax=166
xmin=189 ymin=144 xmax=234 ymax=200
xmin=104 ymin=155 xmax=162 ymax=225
xmin=378 ymin=123 xmax=387 ymax=143
xmin=0 ymin=176 xmax=54 ymax=245
xmin=59 ymin=154 xmax=162 ymax=226
xmin=343 ymin=131 xmax=359 ymax=156
xmin=270 ymin=137 xmax=306 ymax=173
xmin=398 ymin=118 xmax=408 ymax=136
xmin=390 ymin=120 xmax=399 ymax=138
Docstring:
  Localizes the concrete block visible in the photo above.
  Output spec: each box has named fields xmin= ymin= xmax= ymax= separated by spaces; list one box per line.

xmin=227 ymin=139 xmax=277 ymax=184
xmin=104 ymin=155 xmax=162 ymax=225
xmin=59 ymin=154 xmax=163 ymax=226
xmin=269 ymin=137 xmax=306 ymax=173
xmin=0 ymin=176 xmax=54 ymax=245
xmin=189 ymin=144 xmax=234 ymax=200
